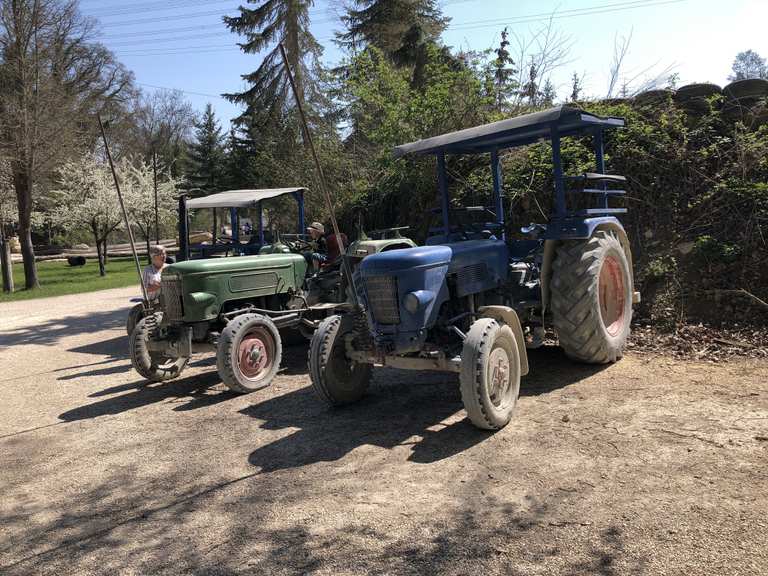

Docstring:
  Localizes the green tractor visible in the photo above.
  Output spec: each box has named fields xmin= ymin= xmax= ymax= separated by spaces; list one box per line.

xmin=129 ymin=187 xmax=415 ymax=393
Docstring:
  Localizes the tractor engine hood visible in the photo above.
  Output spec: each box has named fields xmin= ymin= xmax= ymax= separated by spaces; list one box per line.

xmin=360 ymin=246 xmax=451 ymax=275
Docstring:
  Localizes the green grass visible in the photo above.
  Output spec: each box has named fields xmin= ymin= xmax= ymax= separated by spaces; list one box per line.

xmin=0 ymin=257 xmax=143 ymax=302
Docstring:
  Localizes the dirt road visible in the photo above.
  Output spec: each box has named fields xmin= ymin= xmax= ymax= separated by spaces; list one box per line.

xmin=1 ymin=288 xmax=767 ymax=575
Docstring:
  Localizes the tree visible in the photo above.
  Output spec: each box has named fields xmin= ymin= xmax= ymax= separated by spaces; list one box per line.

xmin=124 ymin=162 xmax=178 ymax=258
xmin=0 ymin=0 xmax=133 ymax=289
xmin=188 ymin=104 xmax=225 ymax=196
xmin=492 ymin=27 xmax=518 ymax=111
xmin=0 ymin=158 xmax=14 ymax=292
xmin=50 ymin=157 xmax=125 ymax=277
xmin=129 ymin=89 xmax=196 ymax=178
xmin=729 ymin=50 xmax=768 ymax=81
xmin=224 ymin=0 xmax=325 ymax=123
xmin=569 ymin=72 xmax=582 ymax=102
xmin=338 ymin=0 xmax=448 ymax=64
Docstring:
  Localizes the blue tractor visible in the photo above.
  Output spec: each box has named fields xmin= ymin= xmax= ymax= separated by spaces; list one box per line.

xmin=308 ymin=106 xmax=639 ymax=430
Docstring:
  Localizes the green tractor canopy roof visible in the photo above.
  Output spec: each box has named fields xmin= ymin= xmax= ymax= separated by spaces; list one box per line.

xmin=187 ymin=188 xmax=308 ymax=209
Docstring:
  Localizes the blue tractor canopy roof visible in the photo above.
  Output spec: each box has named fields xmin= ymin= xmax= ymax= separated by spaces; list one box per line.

xmin=393 ymin=106 xmax=624 ymax=158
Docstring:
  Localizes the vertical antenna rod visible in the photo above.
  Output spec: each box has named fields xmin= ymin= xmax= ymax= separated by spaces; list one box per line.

xmin=98 ymin=114 xmax=149 ymax=307
xmin=278 ymin=43 xmax=357 ymax=302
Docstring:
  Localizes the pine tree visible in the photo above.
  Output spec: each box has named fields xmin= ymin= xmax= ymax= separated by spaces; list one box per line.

xmin=493 ymin=27 xmax=517 ymax=111
xmin=338 ymin=0 xmax=449 ymax=65
xmin=188 ymin=103 xmax=225 ymax=196
xmin=224 ymin=0 xmax=324 ymax=122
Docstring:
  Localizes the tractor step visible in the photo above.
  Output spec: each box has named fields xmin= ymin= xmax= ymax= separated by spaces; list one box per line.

xmin=572 ymin=208 xmax=628 ymax=216
xmin=564 ymin=172 xmax=627 ymax=183
xmin=578 ymin=188 xmax=626 ymax=195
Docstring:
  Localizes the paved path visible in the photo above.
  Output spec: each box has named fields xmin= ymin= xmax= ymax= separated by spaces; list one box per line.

xmin=1 ymin=289 xmax=767 ymax=575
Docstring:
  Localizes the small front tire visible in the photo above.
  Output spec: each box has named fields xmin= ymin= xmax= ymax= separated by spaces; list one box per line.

xmin=217 ymin=314 xmax=282 ymax=393
xmin=130 ymin=314 xmax=188 ymax=382
xmin=459 ymin=318 xmax=521 ymax=430
xmin=127 ymin=303 xmax=147 ymax=336
xmin=309 ymin=315 xmax=371 ymax=405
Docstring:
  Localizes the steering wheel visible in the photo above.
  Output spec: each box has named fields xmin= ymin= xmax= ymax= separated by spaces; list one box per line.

xmin=283 ymin=237 xmax=313 ymax=252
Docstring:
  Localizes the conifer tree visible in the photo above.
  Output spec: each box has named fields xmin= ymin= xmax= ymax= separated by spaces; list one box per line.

xmin=188 ymin=104 xmax=225 ymax=196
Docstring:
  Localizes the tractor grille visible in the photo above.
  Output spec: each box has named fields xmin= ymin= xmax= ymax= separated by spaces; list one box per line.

xmin=364 ymin=275 xmax=400 ymax=325
xmin=161 ymin=276 xmax=184 ymax=322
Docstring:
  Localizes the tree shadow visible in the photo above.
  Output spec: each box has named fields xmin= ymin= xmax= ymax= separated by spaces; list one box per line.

xmin=0 ymin=308 xmax=125 ymax=349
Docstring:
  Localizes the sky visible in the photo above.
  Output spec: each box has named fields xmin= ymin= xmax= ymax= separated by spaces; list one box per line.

xmin=81 ymin=0 xmax=768 ymax=125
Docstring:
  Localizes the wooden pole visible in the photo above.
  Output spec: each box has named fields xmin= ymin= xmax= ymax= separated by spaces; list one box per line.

xmin=98 ymin=114 xmax=149 ymax=306
xmin=278 ymin=43 xmax=358 ymax=303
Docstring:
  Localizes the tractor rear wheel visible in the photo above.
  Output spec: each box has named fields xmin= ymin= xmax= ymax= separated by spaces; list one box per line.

xmin=551 ymin=230 xmax=632 ymax=363
xmin=459 ymin=318 xmax=521 ymax=430
xmin=130 ymin=314 xmax=188 ymax=382
xmin=309 ymin=315 xmax=371 ymax=405
xmin=217 ymin=314 xmax=282 ymax=393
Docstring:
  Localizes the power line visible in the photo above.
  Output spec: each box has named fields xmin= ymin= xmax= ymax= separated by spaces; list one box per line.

xmin=136 ymin=82 xmax=228 ymax=99
xmin=113 ymin=0 xmax=685 ymax=56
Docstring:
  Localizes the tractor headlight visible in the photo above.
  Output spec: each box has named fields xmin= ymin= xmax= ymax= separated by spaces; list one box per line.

xmin=403 ymin=290 xmax=435 ymax=314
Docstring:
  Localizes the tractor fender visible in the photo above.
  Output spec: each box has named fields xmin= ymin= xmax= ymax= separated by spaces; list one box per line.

xmin=477 ymin=306 xmax=529 ymax=376
xmin=540 ymin=221 xmax=634 ymax=313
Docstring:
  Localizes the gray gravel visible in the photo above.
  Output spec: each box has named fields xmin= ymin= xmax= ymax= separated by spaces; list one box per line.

xmin=1 ymin=287 xmax=767 ymax=575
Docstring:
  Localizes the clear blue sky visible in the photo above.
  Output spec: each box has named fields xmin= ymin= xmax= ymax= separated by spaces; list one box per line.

xmin=81 ymin=0 xmax=768 ymax=125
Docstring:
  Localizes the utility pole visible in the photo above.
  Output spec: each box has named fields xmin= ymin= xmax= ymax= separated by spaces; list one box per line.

xmin=153 ymin=149 xmax=159 ymax=245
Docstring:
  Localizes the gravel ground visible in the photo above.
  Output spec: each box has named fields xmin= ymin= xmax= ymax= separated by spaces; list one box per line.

xmin=1 ymin=287 xmax=767 ymax=575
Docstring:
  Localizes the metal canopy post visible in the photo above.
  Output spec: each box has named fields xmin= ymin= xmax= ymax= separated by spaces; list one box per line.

xmin=293 ymin=190 xmax=305 ymax=236
xmin=551 ymin=127 xmax=566 ymax=217
xmin=230 ymin=207 xmax=239 ymax=244
xmin=178 ymin=194 xmax=190 ymax=262
xmin=437 ymin=151 xmax=450 ymax=237
xmin=257 ymin=201 xmax=264 ymax=245
xmin=594 ymin=127 xmax=608 ymax=209
xmin=490 ymin=149 xmax=505 ymax=239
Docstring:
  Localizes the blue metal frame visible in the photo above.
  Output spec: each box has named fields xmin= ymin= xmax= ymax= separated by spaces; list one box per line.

xmin=429 ymin=111 xmax=625 ymax=242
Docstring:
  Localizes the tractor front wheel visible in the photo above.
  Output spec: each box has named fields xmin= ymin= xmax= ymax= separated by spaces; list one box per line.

xmin=217 ymin=314 xmax=282 ymax=393
xmin=309 ymin=315 xmax=371 ymax=405
xmin=459 ymin=318 xmax=521 ymax=430
xmin=551 ymin=230 xmax=633 ymax=363
xmin=130 ymin=314 xmax=188 ymax=382
xmin=126 ymin=303 xmax=147 ymax=336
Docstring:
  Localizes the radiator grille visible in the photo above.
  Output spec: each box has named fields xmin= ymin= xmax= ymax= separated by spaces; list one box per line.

xmin=161 ymin=276 xmax=184 ymax=322
xmin=364 ymin=275 xmax=400 ymax=325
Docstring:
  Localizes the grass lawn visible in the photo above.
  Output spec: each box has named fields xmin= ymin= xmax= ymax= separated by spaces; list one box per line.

xmin=0 ymin=257 xmax=142 ymax=303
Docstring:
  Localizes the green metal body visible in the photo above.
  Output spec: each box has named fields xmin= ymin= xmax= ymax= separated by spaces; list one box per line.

xmin=161 ymin=253 xmax=307 ymax=323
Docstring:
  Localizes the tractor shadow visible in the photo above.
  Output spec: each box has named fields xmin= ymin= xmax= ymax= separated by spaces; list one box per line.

xmin=242 ymin=345 xmax=607 ymax=471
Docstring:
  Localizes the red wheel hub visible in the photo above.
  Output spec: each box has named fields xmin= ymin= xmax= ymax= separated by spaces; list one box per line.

xmin=599 ymin=255 xmax=626 ymax=337
xmin=237 ymin=328 xmax=274 ymax=380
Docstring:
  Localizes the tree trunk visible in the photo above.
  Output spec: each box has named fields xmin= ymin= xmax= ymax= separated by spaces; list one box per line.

xmin=1 ymin=239 xmax=13 ymax=293
xmin=12 ymin=168 xmax=39 ymax=289
xmin=92 ymin=223 xmax=106 ymax=277
xmin=102 ymin=237 xmax=109 ymax=267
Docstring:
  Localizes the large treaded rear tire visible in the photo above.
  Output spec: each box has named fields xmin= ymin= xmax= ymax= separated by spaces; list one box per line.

xmin=217 ymin=314 xmax=281 ymax=393
xmin=459 ymin=318 xmax=521 ymax=430
xmin=309 ymin=315 xmax=371 ymax=405
xmin=551 ymin=230 xmax=632 ymax=364
xmin=130 ymin=314 xmax=188 ymax=382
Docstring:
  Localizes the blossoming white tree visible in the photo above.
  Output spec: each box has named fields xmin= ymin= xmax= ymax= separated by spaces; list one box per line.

xmin=123 ymin=162 xmax=178 ymax=261
xmin=50 ymin=157 xmax=124 ymax=276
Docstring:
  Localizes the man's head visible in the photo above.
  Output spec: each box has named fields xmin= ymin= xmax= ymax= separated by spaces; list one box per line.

xmin=306 ymin=221 xmax=325 ymax=240
xmin=150 ymin=244 xmax=167 ymax=268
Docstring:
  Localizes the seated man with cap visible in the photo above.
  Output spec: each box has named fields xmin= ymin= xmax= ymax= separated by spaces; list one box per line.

xmin=307 ymin=221 xmax=347 ymax=271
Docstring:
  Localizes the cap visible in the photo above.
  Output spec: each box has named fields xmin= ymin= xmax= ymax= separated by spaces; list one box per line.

xmin=306 ymin=222 xmax=325 ymax=234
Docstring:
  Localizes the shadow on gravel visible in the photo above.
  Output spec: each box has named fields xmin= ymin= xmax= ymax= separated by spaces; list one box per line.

xmin=243 ymin=345 xmax=607 ymax=471
xmin=0 ymin=308 xmax=125 ymax=349
xmin=57 ymin=371 xmax=228 ymax=421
